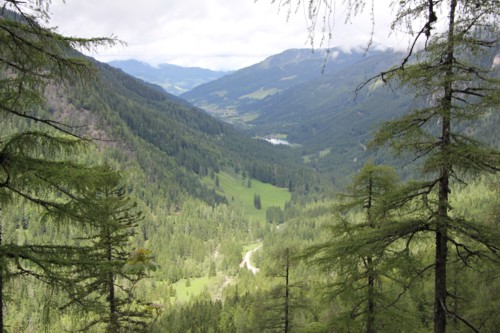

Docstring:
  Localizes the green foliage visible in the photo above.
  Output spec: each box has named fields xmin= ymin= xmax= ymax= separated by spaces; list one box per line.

xmin=306 ymin=163 xmax=415 ymax=332
xmin=1 ymin=1 xmax=499 ymax=332
xmin=363 ymin=2 xmax=500 ymax=331
xmin=266 ymin=206 xmax=284 ymax=224
xmin=123 ymin=248 xmax=159 ymax=274
xmin=253 ymin=193 xmax=262 ymax=210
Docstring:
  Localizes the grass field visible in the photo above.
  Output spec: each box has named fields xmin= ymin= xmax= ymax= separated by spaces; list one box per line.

xmin=239 ymin=88 xmax=281 ymax=100
xmin=172 ymin=276 xmax=218 ymax=303
xmin=205 ymin=171 xmax=291 ymax=221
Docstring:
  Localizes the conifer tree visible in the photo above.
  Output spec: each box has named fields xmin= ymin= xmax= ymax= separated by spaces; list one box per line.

xmin=270 ymin=1 xmax=500 ymax=331
xmin=0 ymin=0 xmax=119 ymax=330
xmin=0 ymin=137 xmax=118 ymax=326
xmin=367 ymin=2 xmax=500 ymax=332
xmin=260 ymin=247 xmax=302 ymax=333
xmin=307 ymin=163 xmax=412 ymax=332
xmin=254 ymin=193 xmax=262 ymax=210
xmin=67 ymin=172 xmax=156 ymax=332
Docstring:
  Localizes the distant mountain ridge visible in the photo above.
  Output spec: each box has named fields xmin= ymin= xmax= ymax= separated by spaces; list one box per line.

xmin=108 ymin=59 xmax=231 ymax=95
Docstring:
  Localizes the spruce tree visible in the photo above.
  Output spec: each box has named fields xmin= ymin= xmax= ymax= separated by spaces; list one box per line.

xmin=66 ymin=172 xmax=156 ymax=332
xmin=254 ymin=193 xmax=262 ymax=210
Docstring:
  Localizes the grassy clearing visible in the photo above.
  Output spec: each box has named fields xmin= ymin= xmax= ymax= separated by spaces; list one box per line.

xmin=172 ymin=276 xmax=216 ymax=303
xmin=204 ymin=171 xmax=291 ymax=221
xmin=180 ymin=174 xmax=289 ymax=303
xmin=239 ymin=88 xmax=281 ymax=100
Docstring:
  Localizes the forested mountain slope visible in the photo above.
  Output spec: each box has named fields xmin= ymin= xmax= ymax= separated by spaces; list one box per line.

xmin=62 ymin=60 xmax=322 ymax=205
xmin=181 ymin=48 xmax=372 ymax=124
xmin=181 ymin=49 xmax=409 ymax=182
xmin=3 ymin=2 xmax=498 ymax=332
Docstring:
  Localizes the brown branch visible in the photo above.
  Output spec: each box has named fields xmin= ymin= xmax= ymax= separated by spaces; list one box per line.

xmin=446 ymin=308 xmax=480 ymax=333
xmin=0 ymin=104 xmax=87 ymax=139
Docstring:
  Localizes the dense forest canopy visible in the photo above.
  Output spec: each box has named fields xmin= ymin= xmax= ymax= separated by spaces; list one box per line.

xmin=0 ymin=0 xmax=499 ymax=332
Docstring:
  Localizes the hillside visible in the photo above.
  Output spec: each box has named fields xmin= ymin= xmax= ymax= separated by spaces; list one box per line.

xmin=182 ymin=48 xmax=411 ymax=182
xmin=108 ymin=59 xmax=231 ymax=95
xmin=181 ymin=49 xmax=370 ymax=125
xmin=58 ymin=59 xmax=326 ymax=203
xmin=182 ymin=47 xmax=499 ymax=184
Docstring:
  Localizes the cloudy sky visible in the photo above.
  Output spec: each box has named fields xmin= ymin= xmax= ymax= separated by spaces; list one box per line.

xmin=49 ymin=0 xmax=409 ymax=71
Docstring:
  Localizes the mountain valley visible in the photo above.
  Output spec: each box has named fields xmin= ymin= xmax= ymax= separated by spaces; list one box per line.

xmin=2 ymin=2 xmax=500 ymax=332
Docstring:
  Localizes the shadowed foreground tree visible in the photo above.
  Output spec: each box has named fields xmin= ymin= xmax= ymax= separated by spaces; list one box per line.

xmin=262 ymin=247 xmax=294 ymax=333
xmin=0 ymin=138 xmax=123 ymax=331
xmin=367 ymin=2 xmax=500 ymax=332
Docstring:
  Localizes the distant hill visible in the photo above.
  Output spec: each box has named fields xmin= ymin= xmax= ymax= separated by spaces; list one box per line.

xmin=182 ymin=47 xmax=499 ymax=185
xmin=181 ymin=48 xmax=412 ymax=182
xmin=108 ymin=59 xmax=231 ymax=95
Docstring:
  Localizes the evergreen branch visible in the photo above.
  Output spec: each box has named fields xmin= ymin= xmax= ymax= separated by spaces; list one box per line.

xmin=385 ymin=179 xmax=439 ymax=211
xmin=448 ymin=220 xmax=500 ymax=259
xmin=0 ymin=163 xmax=10 ymax=187
xmin=0 ymin=55 xmax=52 ymax=78
xmin=33 ymin=173 xmax=82 ymax=201
xmin=448 ymin=238 xmax=482 ymax=267
xmin=0 ymin=104 xmax=87 ymax=138
xmin=0 ymin=19 xmax=92 ymax=76
xmin=452 ymin=87 xmax=486 ymax=98
xmin=6 ymin=184 xmax=66 ymax=212
xmin=382 ymin=262 xmax=435 ymax=309
xmin=445 ymin=308 xmax=480 ymax=333
xmin=355 ymin=21 xmax=430 ymax=96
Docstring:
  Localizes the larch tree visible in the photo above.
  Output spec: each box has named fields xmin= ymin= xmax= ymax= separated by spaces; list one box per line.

xmin=261 ymin=247 xmax=294 ymax=333
xmin=267 ymin=1 xmax=500 ymax=332
xmin=368 ymin=2 xmax=500 ymax=332
xmin=307 ymin=163 xmax=416 ymax=333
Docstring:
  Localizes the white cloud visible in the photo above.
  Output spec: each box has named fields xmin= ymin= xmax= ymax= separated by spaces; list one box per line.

xmin=49 ymin=0 xmax=408 ymax=70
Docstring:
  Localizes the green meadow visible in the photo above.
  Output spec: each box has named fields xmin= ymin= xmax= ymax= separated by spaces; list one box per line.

xmin=205 ymin=171 xmax=291 ymax=221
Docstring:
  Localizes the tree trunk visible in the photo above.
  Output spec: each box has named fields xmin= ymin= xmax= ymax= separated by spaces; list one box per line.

xmin=434 ymin=1 xmax=457 ymax=332
xmin=367 ymin=255 xmax=375 ymax=333
xmin=0 ymin=216 xmax=3 ymax=333
xmin=106 ymin=225 xmax=118 ymax=333
xmin=284 ymin=248 xmax=290 ymax=333
xmin=434 ymin=228 xmax=448 ymax=333
xmin=366 ymin=173 xmax=375 ymax=333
